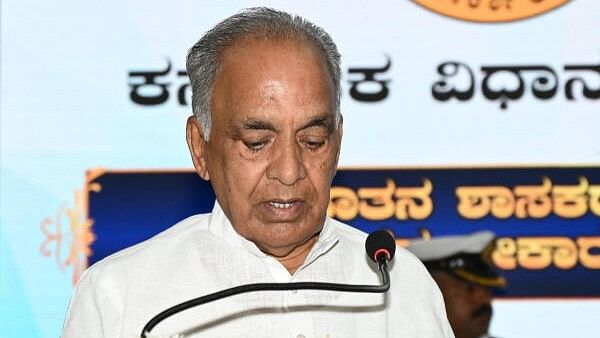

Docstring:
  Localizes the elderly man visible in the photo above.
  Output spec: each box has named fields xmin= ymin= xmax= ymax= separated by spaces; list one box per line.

xmin=407 ymin=231 xmax=506 ymax=338
xmin=62 ymin=8 xmax=453 ymax=338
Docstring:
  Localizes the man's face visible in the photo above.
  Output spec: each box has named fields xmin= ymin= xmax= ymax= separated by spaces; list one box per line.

xmin=432 ymin=271 xmax=493 ymax=338
xmin=187 ymin=38 xmax=342 ymax=260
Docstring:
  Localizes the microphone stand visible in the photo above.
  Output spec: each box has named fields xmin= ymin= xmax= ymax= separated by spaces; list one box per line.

xmin=141 ymin=256 xmax=390 ymax=338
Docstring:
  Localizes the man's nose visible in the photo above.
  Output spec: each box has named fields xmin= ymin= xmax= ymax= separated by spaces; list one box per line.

xmin=471 ymin=284 xmax=493 ymax=304
xmin=266 ymin=140 xmax=307 ymax=185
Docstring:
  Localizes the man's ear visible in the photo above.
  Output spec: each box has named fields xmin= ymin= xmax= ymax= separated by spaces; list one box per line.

xmin=335 ymin=113 xmax=343 ymax=163
xmin=186 ymin=116 xmax=210 ymax=181
xmin=332 ymin=113 xmax=343 ymax=177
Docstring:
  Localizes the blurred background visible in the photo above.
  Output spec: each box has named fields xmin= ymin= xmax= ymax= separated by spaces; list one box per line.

xmin=1 ymin=1 xmax=599 ymax=337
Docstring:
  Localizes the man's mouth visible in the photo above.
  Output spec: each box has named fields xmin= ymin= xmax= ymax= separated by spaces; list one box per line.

xmin=472 ymin=304 xmax=492 ymax=319
xmin=262 ymin=199 xmax=305 ymax=221
xmin=269 ymin=201 xmax=295 ymax=209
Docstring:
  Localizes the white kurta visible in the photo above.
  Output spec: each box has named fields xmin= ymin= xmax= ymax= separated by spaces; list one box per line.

xmin=62 ymin=202 xmax=454 ymax=338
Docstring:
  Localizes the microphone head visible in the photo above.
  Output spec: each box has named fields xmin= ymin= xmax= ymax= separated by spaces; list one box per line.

xmin=365 ymin=230 xmax=396 ymax=263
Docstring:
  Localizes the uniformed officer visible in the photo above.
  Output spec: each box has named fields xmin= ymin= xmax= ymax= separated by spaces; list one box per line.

xmin=407 ymin=231 xmax=506 ymax=338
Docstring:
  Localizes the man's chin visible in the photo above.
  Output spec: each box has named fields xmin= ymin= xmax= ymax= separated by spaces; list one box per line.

xmin=470 ymin=318 xmax=491 ymax=338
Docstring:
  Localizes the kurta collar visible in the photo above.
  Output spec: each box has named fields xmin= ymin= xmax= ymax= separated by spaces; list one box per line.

xmin=207 ymin=201 xmax=339 ymax=267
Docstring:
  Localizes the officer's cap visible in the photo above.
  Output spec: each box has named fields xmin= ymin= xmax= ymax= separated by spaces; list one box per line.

xmin=407 ymin=231 xmax=506 ymax=288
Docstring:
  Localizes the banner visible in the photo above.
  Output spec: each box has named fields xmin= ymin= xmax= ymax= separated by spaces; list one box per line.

xmin=50 ymin=166 xmax=600 ymax=297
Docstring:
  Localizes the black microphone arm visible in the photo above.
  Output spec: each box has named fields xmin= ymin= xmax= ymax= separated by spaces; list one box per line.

xmin=141 ymin=230 xmax=395 ymax=338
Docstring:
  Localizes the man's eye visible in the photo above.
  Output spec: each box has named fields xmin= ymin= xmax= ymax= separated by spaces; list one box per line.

xmin=302 ymin=139 xmax=326 ymax=150
xmin=243 ymin=140 xmax=268 ymax=151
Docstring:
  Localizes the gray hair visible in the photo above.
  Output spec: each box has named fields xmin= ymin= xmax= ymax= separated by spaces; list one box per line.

xmin=186 ymin=7 xmax=341 ymax=140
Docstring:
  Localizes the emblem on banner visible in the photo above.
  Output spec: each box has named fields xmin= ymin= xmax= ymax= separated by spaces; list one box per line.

xmin=40 ymin=168 xmax=103 ymax=285
xmin=413 ymin=0 xmax=570 ymax=23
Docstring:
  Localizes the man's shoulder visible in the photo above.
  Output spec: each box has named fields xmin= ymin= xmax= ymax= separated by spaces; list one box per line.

xmin=328 ymin=217 xmax=368 ymax=242
xmin=83 ymin=213 xmax=212 ymax=279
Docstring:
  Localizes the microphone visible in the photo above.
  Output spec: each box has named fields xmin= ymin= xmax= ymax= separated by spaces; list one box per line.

xmin=365 ymin=230 xmax=396 ymax=263
xmin=141 ymin=230 xmax=396 ymax=338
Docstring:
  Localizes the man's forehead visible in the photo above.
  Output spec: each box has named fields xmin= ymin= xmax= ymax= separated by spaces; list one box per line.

xmin=212 ymin=37 xmax=336 ymax=134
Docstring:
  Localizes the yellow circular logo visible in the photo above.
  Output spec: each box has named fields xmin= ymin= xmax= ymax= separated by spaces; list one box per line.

xmin=413 ymin=0 xmax=571 ymax=23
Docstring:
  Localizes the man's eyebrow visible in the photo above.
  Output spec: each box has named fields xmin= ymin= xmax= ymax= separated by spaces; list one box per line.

xmin=229 ymin=118 xmax=277 ymax=138
xmin=299 ymin=115 xmax=335 ymax=133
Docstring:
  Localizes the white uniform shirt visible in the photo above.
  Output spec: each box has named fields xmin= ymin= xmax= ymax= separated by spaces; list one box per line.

xmin=62 ymin=202 xmax=454 ymax=338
